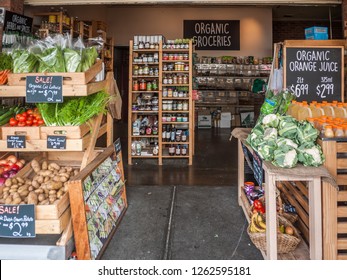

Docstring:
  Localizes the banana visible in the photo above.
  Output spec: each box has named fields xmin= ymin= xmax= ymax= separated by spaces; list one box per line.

xmin=258 ymin=221 xmax=266 ymax=229
xmin=251 ymin=213 xmax=266 ymax=233
xmin=257 ymin=213 xmax=263 ymax=223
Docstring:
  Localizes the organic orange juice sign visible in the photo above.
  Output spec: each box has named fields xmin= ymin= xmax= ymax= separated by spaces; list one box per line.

xmin=0 ymin=204 xmax=35 ymax=238
xmin=284 ymin=46 xmax=343 ymax=102
xmin=26 ymin=76 xmax=63 ymax=103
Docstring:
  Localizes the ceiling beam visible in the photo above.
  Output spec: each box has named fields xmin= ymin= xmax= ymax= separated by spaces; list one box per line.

xmin=24 ymin=0 xmax=342 ymax=6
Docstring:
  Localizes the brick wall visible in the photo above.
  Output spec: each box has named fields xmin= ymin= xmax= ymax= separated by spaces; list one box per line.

xmin=273 ymin=20 xmax=343 ymax=43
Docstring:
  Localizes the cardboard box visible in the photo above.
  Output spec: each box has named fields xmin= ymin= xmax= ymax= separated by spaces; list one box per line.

xmin=231 ymin=114 xmax=241 ymax=127
xmin=198 ymin=115 xmax=212 ymax=128
xmin=305 ymin=26 xmax=328 ymax=40
xmin=220 ymin=112 xmax=231 ymax=128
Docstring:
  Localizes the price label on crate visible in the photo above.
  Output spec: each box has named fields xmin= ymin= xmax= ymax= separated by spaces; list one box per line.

xmin=0 ymin=204 xmax=35 ymax=238
xmin=47 ymin=135 xmax=66 ymax=150
xmin=7 ymin=135 xmax=26 ymax=149
xmin=26 ymin=76 xmax=63 ymax=103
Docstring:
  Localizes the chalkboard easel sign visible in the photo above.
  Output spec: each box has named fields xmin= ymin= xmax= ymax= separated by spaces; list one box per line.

xmin=7 ymin=135 xmax=26 ymax=149
xmin=284 ymin=40 xmax=344 ymax=102
xmin=47 ymin=135 xmax=66 ymax=150
xmin=0 ymin=204 xmax=35 ymax=238
xmin=252 ymin=150 xmax=264 ymax=186
xmin=26 ymin=76 xmax=63 ymax=103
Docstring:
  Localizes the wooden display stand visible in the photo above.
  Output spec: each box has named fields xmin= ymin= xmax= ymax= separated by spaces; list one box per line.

xmin=0 ymin=67 xmax=116 ymax=259
xmin=234 ymin=128 xmax=329 ymax=260
xmin=128 ymin=40 xmax=194 ymax=165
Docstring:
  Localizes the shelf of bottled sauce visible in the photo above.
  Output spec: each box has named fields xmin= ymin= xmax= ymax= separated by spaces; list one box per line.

xmin=162 ymin=125 xmax=189 ymax=157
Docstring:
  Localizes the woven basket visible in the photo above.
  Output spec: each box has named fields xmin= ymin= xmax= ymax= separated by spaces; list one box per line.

xmin=247 ymin=215 xmax=301 ymax=254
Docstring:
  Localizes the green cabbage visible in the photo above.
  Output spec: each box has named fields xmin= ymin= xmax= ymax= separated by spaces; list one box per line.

xmin=296 ymin=120 xmax=319 ymax=145
xmin=297 ymin=143 xmax=325 ymax=167
xmin=278 ymin=116 xmax=298 ymax=140
xmin=272 ymin=146 xmax=298 ymax=168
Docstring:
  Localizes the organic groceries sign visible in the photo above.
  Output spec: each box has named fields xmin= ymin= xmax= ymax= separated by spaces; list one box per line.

xmin=183 ymin=20 xmax=240 ymax=50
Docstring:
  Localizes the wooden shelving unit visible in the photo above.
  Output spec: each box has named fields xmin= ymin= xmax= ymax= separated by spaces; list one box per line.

xmin=128 ymin=39 xmax=194 ymax=165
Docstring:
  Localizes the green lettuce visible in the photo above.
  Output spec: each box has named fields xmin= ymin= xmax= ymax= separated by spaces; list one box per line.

xmin=36 ymin=47 xmax=66 ymax=73
xmin=64 ymin=48 xmax=82 ymax=72
xmin=12 ymin=50 xmax=38 ymax=73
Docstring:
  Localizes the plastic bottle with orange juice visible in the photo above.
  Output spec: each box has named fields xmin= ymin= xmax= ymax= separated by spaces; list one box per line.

xmin=334 ymin=104 xmax=347 ymax=119
xmin=322 ymin=103 xmax=335 ymax=117
xmin=297 ymin=104 xmax=312 ymax=121
xmin=310 ymin=103 xmax=325 ymax=118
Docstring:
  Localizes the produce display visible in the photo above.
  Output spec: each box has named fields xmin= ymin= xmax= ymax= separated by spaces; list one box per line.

xmin=9 ymin=108 xmax=44 ymax=127
xmin=0 ymin=53 xmax=13 ymax=85
xmin=0 ymin=159 xmax=79 ymax=205
xmin=0 ymin=155 xmax=26 ymax=186
xmin=36 ymin=90 xmax=109 ymax=126
xmin=0 ymin=105 xmax=27 ymax=126
xmin=249 ymin=212 xmax=294 ymax=235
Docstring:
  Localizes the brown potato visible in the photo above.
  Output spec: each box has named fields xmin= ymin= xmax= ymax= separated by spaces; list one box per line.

xmin=5 ymin=197 xmax=12 ymax=204
xmin=48 ymin=163 xmax=60 ymax=171
xmin=0 ymin=198 xmax=5 ymax=204
xmin=3 ymin=192 xmax=9 ymax=199
xmin=47 ymin=181 xmax=63 ymax=190
xmin=19 ymin=201 xmax=26 ymax=205
xmin=44 ymin=176 xmax=50 ymax=183
xmin=3 ymin=186 xmax=10 ymax=192
xmin=38 ymin=193 xmax=46 ymax=202
xmin=27 ymin=191 xmax=38 ymax=205
xmin=10 ymin=184 xmax=19 ymax=190
xmin=11 ymin=178 xmax=18 ymax=185
xmin=34 ymin=189 xmax=44 ymax=194
xmin=42 ymin=161 xmax=48 ymax=170
xmin=28 ymin=186 xmax=34 ymax=191
xmin=12 ymin=197 xmax=22 ymax=205
xmin=19 ymin=190 xmax=29 ymax=198
xmin=5 ymin=179 xmax=12 ymax=187
xmin=31 ymin=180 xmax=40 ymax=189
xmin=12 ymin=193 xmax=20 ymax=199
xmin=9 ymin=189 xmax=18 ymax=194
xmin=39 ymin=199 xmax=49 ymax=205
xmin=39 ymin=170 xmax=52 ymax=177
xmin=31 ymin=159 xmax=41 ymax=173
xmin=16 ymin=177 xmax=25 ymax=184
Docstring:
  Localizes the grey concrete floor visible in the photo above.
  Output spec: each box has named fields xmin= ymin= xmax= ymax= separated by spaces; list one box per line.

xmin=102 ymin=124 xmax=262 ymax=260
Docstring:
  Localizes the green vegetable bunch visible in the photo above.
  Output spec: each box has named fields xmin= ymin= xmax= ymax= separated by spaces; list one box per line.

xmin=12 ymin=50 xmax=38 ymax=73
xmin=0 ymin=53 xmax=13 ymax=71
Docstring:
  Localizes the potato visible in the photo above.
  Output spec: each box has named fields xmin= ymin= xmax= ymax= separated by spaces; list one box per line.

xmin=49 ymin=197 xmax=56 ymax=204
xmin=66 ymin=167 xmax=73 ymax=172
xmin=0 ymin=199 xmax=5 ymax=204
xmin=12 ymin=197 xmax=22 ymax=205
xmin=31 ymin=159 xmax=41 ymax=173
xmin=46 ymin=181 xmax=63 ymax=190
xmin=49 ymin=190 xmax=57 ymax=195
xmin=38 ymin=193 xmax=46 ymax=202
xmin=25 ymin=179 xmax=32 ymax=185
xmin=10 ymin=184 xmax=18 ymax=190
xmin=37 ymin=176 xmax=44 ymax=184
xmin=42 ymin=160 xmax=48 ymax=170
xmin=5 ymin=197 xmax=13 ymax=204
xmin=3 ymin=192 xmax=9 ymax=199
xmin=59 ymin=168 xmax=67 ymax=174
xmin=44 ymin=176 xmax=51 ymax=183
xmin=39 ymin=199 xmax=49 ymax=205
xmin=5 ymin=179 xmax=12 ymax=187
xmin=63 ymin=184 xmax=69 ymax=192
xmin=11 ymin=178 xmax=18 ymax=185
xmin=18 ymin=185 xmax=28 ymax=192
xmin=73 ymin=170 xmax=79 ymax=176
xmin=39 ymin=170 xmax=52 ymax=177
xmin=34 ymin=189 xmax=43 ymax=194
xmin=28 ymin=186 xmax=34 ymax=191
xmin=19 ymin=201 xmax=25 ymax=205
xmin=31 ymin=180 xmax=40 ymax=189
xmin=9 ymin=189 xmax=18 ymax=194
xmin=27 ymin=192 xmax=38 ymax=205
xmin=3 ymin=186 xmax=10 ymax=192
xmin=12 ymin=193 xmax=20 ymax=199
xmin=19 ymin=190 xmax=29 ymax=198
xmin=48 ymin=163 xmax=60 ymax=171
xmin=16 ymin=177 xmax=25 ymax=184
xmin=56 ymin=189 xmax=64 ymax=199
xmin=24 ymin=197 xmax=28 ymax=203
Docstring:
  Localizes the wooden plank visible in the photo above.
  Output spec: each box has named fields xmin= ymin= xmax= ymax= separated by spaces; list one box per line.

xmin=337 ymin=158 xmax=347 ymax=169
xmin=337 ymin=175 xmax=347 ymax=186
xmin=56 ymin=218 xmax=73 ymax=246
xmin=337 ymin=206 xmax=347 ymax=217
xmin=320 ymin=140 xmax=337 ymax=176
xmin=277 ymin=182 xmax=309 ymax=228
xmin=282 ymin=181 xmax=309 ymax=213
xmin=336 ymin=142 xmax=347 ymax=153
xmin=35 ymin=207 xmax=71 ymax=234
xmin=47 ymin=151 xmax=85 ymax=162
xmin=128 ymin=41 xmax=134 ymax=166
xmin=338 ymin=254 xmax=347 ymax=260
xmin=337 ymin=222 xmax=347 ymax=233
xmin=36 ymin=192 xmax=70 ymax=220
xmin=0 ymin=80 xmax=107 ymax=97
xmin=295 ymin=181 xmax=308 ymax=198
xmin=1 ymin=125 xmax=41 ymax=140
xmin=40 ymin=123 xmax=90 ymax=139
xmin=296 ymin=217 xmax=309 ymax=244
xmin=337 ymin=238 xmax=347 ymax=249
xmin=338 ymin=190 xmax=347 ymax=202
xmin=284 ymin=40 xmax=345 ymax=47
xmin=238 ymin=140 xmax=245 ymax=207
xmin=67 ymin=180 xmax=91 ymax=260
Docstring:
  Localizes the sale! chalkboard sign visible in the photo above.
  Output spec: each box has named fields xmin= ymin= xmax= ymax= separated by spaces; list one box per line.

xmin=284 ymin=46 xmax=343 ymax=102
xmin=7 ymin=135 xmax=26 ymax=149
xmin=184 ymin=20 xmax=240 ymax=50
xmin=3 ymin=10 xmax=33 ymax=34
xmin=26 ymin=76 xmax=63 ymax=103
xmin=47 ymin=136 xmax=66 ymax=150
xmin=0 ymin=204 xmax=35 ymax=238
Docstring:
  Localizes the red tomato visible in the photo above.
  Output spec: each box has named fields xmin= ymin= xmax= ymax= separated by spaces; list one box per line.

xmin=32 ymin=119 xmax=38 ymax=124
xmin=22 ymin=112 xmax=28 ymax=118
xmin=9 ymin=118 xmax=18 ymax=126
xmin=18 ymin=121 xmax=26 ymax=127
xmin=26 ymin=116 xmax=33 ymax=121
xmin=15 ymin=114 xmax=22 ymax=121
xmin=18 ymin=116 xmax=26 ymax=122
xmin=37 ymin=119 xmax=45 ymax=125
xmin=26 ymin=119 xmax=33 ymax=126
xmin=26 ymin=109 xmax=33 ymax=115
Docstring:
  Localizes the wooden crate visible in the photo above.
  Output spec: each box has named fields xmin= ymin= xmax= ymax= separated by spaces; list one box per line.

xmin=40 ymin=123 xmax=90 ymax=140
xmin=318 ymin=139 xmax=347 ymax=260
xmin=1 ymin=125 xmax=41 ymax=140
xmin=7 ymin=60 xmax=102 ymax=86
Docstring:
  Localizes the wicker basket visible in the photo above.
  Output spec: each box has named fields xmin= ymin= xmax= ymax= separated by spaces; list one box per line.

xmin=247 ymin=215 xmax=301 ymax=254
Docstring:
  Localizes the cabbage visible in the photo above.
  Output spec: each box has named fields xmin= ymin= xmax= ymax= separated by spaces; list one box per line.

xmin=272 ymin=146 xmax=298 ymax=168
xmin=278 ymin=116 xmax=298 ymax=140
xmin=296 ymin=120 xmax=319 ymax=145
xmin=262 ymin=114 xmax=280 ymax=128
xmin=276 ymin=137 xmax=298 ymax=149
xmin=298 ymin=143 xmax=325 ymax=167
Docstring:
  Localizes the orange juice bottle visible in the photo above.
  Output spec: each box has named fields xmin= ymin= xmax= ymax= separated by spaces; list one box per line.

xmin=297 ymin=104 xmax=312 ymax=121
xmin=290 ymin=102 xmax=302 ymax=119
xmin=286 ymin=100 xmax=297 ymax=116
xmin=322 ymin=103 xmax=335 ymax=117
xmin=334 ymin=104 xmax=347 ymax=119
xmin=311 ymin=103 xmax=325 ymax=118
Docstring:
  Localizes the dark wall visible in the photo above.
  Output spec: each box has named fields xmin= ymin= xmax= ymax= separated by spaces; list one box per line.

xmin=273 ymin=21 xmax=343 ymax=43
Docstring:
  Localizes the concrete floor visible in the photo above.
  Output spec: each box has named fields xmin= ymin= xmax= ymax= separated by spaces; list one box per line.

xmin=102 ymin=124 xmax=262 ymax=260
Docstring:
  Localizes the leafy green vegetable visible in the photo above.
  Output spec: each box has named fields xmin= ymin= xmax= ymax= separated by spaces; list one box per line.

xmin=296 ymin=120 xmax=319 ymax=145
xmin=36 ymin=47 xmax=66 ymax=73
xmin=278 ymin=116 xmax=298 ymax=140
xmin=12 ymin=50 xmax=38 ymax=73
xmin=260 ymin=89 xmax=295 ymax=116
xmin=81 ymin=47 xmax=98 ymax=72
xmin=0 ymin=53 xmax=13 ymax=71
xmin=276 ymin=137 xmax=298 ymax=149
xmin=37 ymin=91 xmax=109 ymax=126
xmin=64 ymin=48 xmax=82 ymax=72
xmin=257 ymin=142 xmax=277 ymax=161
xmin=272 ymin=145 xmax=298 ymax=168
xmin=297 ymin=142 xmax=325 ymax=167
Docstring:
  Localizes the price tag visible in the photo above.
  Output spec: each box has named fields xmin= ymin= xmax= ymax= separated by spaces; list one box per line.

xmin=26 ymin=76 xmax=63 ymax=103
xmin=7 ymin=135 xmax=26 ymax=149
xmin=47 ymin=135 xmax=66 ymax=150
xmin=0 ymin=204 xmax=36 ymax=238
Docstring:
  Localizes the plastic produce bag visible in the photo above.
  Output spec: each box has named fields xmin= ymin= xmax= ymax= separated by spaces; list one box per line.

xmin=64 ymin=36 xmax=84 ymax=73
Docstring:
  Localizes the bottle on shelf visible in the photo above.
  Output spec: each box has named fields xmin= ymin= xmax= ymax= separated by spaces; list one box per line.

xmin=169 ymin=145 xmax=175 ymax=156
xmin=175 ymin=145 xmax=181 ymax=156
xmin=162 ymin=125 xmax=167 ymax=142
xmin=170 ymin=125 xmax=176 ymax=142
xmin=166 ymin=125 xmax=171 ymax=142
xmin=181 ymin=145 xmax=187 ymax=156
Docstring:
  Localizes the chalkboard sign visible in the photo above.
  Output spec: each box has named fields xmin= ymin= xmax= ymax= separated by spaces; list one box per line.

xmin=7 ymin=135 xmax=26 ymax=149
xmin=0 ymin=204 xmax=35 ymax=238
xmin=26 ymin=76 xmax=63 ymax=103
xmin=47 ymin=136 xmax=66 ymax=150
xmin=114 ymin=138 xmax=121 ymax=153
xmin=284 ymin=46 xmax=343 ymax=102
xmin=253 ymin=151 xmax=264 ymax=186
xmin=4 ymin=10 xmax=33 ymax=34
xmin=184 ymin=20 xmax=240 ymax=50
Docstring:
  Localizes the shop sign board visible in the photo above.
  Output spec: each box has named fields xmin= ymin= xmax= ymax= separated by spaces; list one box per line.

xmin=183 ymin=20 xmax=240 ymax=50
xmin=3 ymin=10 xmax=33 ymax=34
xmin=0 ymin=204 xmax=35 ymax=238
xmin=26 ymin=76 xmax=63 ymax=103
xmin=284 ymin=41 xmax=344 ymax=102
